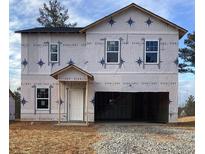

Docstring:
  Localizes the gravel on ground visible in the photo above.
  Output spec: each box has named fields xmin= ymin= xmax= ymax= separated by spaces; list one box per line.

xmin=93 ymin=123 xmax=195 ymax=154
xmin=9 ymin=121 xmax=195 ymax=154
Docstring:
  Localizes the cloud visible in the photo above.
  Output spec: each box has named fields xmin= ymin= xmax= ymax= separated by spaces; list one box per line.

xmin=116 ymin=0 xmax=194 ymax=20
xmin=9 ymin=75 xmax=21 ymax=91
xmin=9 ymin=30 xmax=21 ymax=68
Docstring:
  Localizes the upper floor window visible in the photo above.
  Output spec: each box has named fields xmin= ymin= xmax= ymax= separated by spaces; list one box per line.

xmin=106 ymin=40 xmax=120 ymax=64
xmin=50 ymin=44 xmax=59 ymax=62
xmin=36 ymin=88 xmax=49 ymax=110
xmin=145 ymin=40 xmax=159 ymax=64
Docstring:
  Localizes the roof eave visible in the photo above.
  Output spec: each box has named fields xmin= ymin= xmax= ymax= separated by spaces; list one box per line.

xmin=15 ymin=27 xmax=84 ymax=33
xmin=179 ymin=29 xmax=188 ymax=39
xmin=15 ymin=31 xmax=82 ymax=34
xmin=9 ymin=89 xmax=15 ymax=98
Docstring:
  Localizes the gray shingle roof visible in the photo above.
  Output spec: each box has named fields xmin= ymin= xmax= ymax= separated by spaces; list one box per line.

xmin=15 ymin=27 xmax=84 ymax=33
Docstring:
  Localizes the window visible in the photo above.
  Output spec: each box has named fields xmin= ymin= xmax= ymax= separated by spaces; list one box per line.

xmin=50 ymin=44 xmax=59 ymax=62
xmin=106 ymin=41 xmax=120 ymax=63
xmin=145 ymin=40 xmax=159 ymax=64
xmin=36 ymin=88 xmax=49 ymax=110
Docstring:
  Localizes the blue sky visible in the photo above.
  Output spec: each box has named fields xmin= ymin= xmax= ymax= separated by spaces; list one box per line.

xmin=9 ymin=0 xmax=195 ymax=106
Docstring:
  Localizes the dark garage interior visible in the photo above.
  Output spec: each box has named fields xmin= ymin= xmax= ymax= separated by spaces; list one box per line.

xmin=94 ymin=92 xmax=169 ymax=123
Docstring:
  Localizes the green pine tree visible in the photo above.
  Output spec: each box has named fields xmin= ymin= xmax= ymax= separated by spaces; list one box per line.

xmin=13 ymin=90 xmax=21 ymax=119
xmin=37 ymin=0 xmax=76 ymax=27
xmin=184 ymin=95 xmax=195 ymax=116
xmin=179 ymin=32 xmax=195 ymax=73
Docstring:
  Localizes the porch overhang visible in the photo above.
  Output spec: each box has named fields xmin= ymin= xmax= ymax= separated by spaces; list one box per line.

xmin=50 ymin=64 xmax=94 ymax=81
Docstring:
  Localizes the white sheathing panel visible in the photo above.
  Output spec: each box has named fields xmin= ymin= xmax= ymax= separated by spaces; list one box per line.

xmin=58 ymin=68 xmax=88 ymax=81
xmin=85 ymin=33 xmax=178 ymax=73
xmin=87 ymin=8 xmax=177 ymax=33
xmin=21 ymin=34 xmax=29 ymax=74
xmin=22 ymin=33 xmax=86 ymax=75
xmin=9 ymin=94 xmax=15 ymax=120
xmin=21 ymin=75 xmax=59 ymax=119
xmin=21 ymin=73 xmax=177 ymax=122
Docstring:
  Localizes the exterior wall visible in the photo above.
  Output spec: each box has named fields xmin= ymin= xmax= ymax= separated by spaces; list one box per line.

xmin=21 ymin=73 xmax=177 ymax=122
xmin=9 ymin=94 xmax=15 ymax=120
xmin=21 ymin=33 xmax=86 ymax=75
xmin=85 ymin=7 xmax=178 ymax=73
xmin=21 ymin=7 xmax=179 ymax=122
xmin=88 ymin=73 xmax=178 ymax=122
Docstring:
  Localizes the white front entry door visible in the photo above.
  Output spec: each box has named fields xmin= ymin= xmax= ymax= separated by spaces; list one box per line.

xmin=69 ymin=89 xmax=84 ymax=121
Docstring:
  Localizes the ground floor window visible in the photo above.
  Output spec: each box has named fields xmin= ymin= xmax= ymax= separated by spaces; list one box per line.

xmin=36 ymin=88 xmax=49 ymax=109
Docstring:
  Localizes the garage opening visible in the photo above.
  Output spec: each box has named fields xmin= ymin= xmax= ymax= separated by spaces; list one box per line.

xmin=94 ymin=92 xmax=169 ymax=123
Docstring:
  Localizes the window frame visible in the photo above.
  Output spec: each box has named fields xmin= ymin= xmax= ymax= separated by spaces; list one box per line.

xmin=49 ymin=43 xmax=59 ymax=63
xmin=144 ymin=39 xmax=159 ymax=64
xmin=105 ymin=40 xmax=120 ymax=64
xmin=36 ymin=87 xmax=49 ymax=111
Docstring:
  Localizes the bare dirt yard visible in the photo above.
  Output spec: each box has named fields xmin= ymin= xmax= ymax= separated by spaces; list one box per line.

xmin=10 ymin=117 xmax=195 ymax=154
xmin=9 ymin=122 xmax=101 ymax=154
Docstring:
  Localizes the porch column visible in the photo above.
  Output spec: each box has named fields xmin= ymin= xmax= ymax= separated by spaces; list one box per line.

xmin=58 ymin=80 xmax=61 ymax=124
xmin=85 ymin=81 xmax=89 ymax=125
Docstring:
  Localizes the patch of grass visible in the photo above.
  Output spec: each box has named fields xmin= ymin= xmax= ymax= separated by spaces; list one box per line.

xmin=167 ymin=116 xmax=195 ymax=128
xmin=178 ymin=116 xmax=195 ymax=123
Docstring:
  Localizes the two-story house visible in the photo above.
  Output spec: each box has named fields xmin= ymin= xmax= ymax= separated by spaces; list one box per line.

xmin=16 ymin=3 xmax=187 ymax=124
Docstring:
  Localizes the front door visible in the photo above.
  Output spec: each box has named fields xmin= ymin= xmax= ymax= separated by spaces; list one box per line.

xmin=69 ymin=89 xmax=84 ymax=121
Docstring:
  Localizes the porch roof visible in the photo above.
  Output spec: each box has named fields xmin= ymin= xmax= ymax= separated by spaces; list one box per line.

xmin=50 ymin=64 xmax=94 ymax=81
